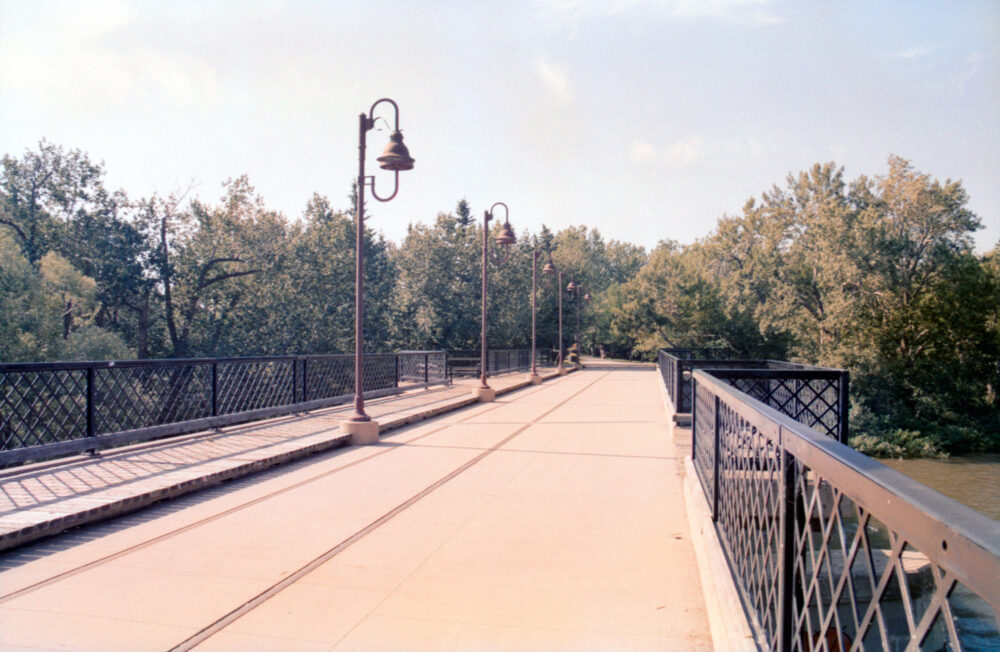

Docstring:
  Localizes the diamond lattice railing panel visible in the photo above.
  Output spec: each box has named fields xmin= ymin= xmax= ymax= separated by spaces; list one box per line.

xmin=95 ymin=364 xmax=212 ymax=434
xmin=363 ymin=355 xmax=397 ymax=392
xmin=398 ymin=354 xmax=425 ymax=385
xmin=427 ymin=352 xmax=447 ymax=381
xmin=0 ymin=369 xmax=88 ymax=449
xmin=723 ymin=376 xmax=842 ymax=440
xmin=693 ymin=386 xmax=716 ymax=507
xmin=304 ymin=357 xmax=354 ymax=401
xmin=217 ymin=360 xmax=295 ymax=415
xmin=715 ymin=400 xmax=784 ymax=651
xmin=790 ymin=460 xmax=1000 ymax=651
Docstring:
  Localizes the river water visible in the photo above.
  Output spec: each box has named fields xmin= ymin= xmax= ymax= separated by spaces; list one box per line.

xmin=881 ymin=453 xmax=1000 ymax=522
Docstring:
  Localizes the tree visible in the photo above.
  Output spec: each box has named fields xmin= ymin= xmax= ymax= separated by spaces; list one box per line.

xmin=0 ymin=141 xmax=105 ymax=265
xmin=455 ymin=198 xmax=473 ymax=227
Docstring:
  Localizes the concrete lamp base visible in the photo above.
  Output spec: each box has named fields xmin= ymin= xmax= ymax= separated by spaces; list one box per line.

xmin=342 ymin=419 xmax=380 ymax=445
xmin=528 ymin=374 xmax=542 ymax=385
xmin=473 ymin=387 xmax=496 ymax=402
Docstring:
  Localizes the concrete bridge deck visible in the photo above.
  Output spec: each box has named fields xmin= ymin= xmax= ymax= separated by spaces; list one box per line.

xmin=0 ymin=364 xmax=712 ymax=651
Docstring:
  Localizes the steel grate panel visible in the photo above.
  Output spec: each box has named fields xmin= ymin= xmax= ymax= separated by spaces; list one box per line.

xmin=714 ymin=401 xmax=784 ymax=650
xmin=217 ymin=360 xmax=294 ymax=415
xmin=95 ymin=364 xmax=212 ymax=434
xmin=791 ymin=460 xmax=1000 ymax=651
xmin=0 ymin=370 xmax=88 ymax=448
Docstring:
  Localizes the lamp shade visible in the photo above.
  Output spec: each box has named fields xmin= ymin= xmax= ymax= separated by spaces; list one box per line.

xmin=583 ymin=292 xmax=591 ymax=301
xmin=542 ymin=259 xmax=557 ymax=275
xmin=496 ymin=221 xmax=517 ymax=246
xmin=566 ymin=280 xmax=577 ymax=292
xmin=377 ymin=131 xmax=415 ymax=171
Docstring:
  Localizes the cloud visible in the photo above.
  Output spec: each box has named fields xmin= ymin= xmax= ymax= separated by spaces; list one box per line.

xmin=630 ymin=140 xmax=657 ymax=165
xmin=535 ymin=55 xmax=573 ymax=103
xmin=891 ymin=46 xmax=933 ymax=60
xmin=532 ymin=0 xmax=784 ymax=27
xmin=630 ymin=136 xmax=703 ymax=167
xmin=0 ymin=1 xmax=220 ymax=115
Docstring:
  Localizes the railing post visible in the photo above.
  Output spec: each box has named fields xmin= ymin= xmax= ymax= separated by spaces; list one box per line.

xmin=777 ymin=436 xmax=797 ymax=651
xmin=676 ymin=362 xmax=686 ymax=413
xmin=211 ymin=361 xmax=219 ymax=417
xmin=691 ymin=375 xmax=699 ymax=464
xmin=838 ymin=371 xmax=850 ymax=445
xmin=394 ymin=355 xmax=400 ymax=388
xmin=711 ymin=394 xmax=721 ymax=521
xmin=302 ymin=357 xmax=309 ymax=402
xmin=86 ymin=365 xmax=96 ymax=442
xmin=292 ymin=357 xmax=299 ymax=404
xmin=424 ymin=353 xmax=429 ymax=384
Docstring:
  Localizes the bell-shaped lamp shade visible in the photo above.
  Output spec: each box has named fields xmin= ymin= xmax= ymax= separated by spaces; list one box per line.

xmin=496 ymin=221 xmax=517 ymax=247
xmin=377 ymin=131 xmax=415 ymax=171
xmin=567 ymin=280 xmax=577 ymax=293
xmin=542 ymin=258 xmax=557 ymax=275
xmin=583 ymin=292 xmax=591 ymax=301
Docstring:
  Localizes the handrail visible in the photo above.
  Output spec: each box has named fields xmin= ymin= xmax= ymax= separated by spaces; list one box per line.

xmin=0 ymin=351 xmax=449 ymax=467
xmin=689 ymin=368 xmax=1000 ymax=651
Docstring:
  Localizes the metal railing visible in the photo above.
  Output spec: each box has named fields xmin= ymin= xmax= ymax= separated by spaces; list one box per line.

xmin=658 ymin=349 xmax=849 ymax=443
xmin=446 ymin=349 xmax=552 ymax=378
xmin=690 ymin=369 xmax=1000 ymax=651
xmin=0 ymin=351 xmax=447 ymax=467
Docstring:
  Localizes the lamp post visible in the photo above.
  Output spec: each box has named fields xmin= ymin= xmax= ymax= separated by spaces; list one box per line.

xmin=343 ymin=98 xmax=414 ymax=445
xmin=475 ymin=202 xmax=517 ymax=402
xmin=557 ymin=270 xmax=566 ymax=375
xmin=528 ymin=249 xmax=541 ymax=384
xmin=528 ymin=246 xmax=557 ymax=384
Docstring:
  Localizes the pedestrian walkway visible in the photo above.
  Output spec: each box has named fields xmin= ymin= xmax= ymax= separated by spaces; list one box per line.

xmin=0 ymin=368 xmax=563 ymax=553
xmin=0 ymin=364 xmax=711 ymax=651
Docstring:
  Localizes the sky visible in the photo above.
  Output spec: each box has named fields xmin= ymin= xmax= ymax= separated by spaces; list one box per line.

xmin=1 ymin=0 xmax=998 ymax=253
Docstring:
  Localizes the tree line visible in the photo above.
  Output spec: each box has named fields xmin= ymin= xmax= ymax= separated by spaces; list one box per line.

xmin=0 ymin=141 xmax=644 ymax=364
xmin=602 ymin=158 xmax=999 ymax=457
xmin=2 ymin=142 xmax=997 ymax=456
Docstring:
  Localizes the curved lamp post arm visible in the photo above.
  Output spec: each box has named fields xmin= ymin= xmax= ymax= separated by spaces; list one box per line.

xmin=363 ymin=98 xmax=406 ymax=204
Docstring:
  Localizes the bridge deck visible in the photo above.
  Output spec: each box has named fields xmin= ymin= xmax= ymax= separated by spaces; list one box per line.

xmin=0 ymin=364 xmax=712 ymax=651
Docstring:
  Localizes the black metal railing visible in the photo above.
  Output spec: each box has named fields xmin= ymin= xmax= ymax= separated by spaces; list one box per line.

xmin=446 ymin=349 xmax=552 ymax=379
xmin=689 ymin=369 xmax=1000 ymax=651
xmin=658 ymin=349 xmax=849 ymax=443
xmin=0 ymin=351 xmax=447 ymax=467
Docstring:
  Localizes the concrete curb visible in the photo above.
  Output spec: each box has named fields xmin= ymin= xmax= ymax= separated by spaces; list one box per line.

xmin=657 ymin=371 xmax=755 ymax=652
xmin=0 ymin=367 xmax=573 ymax=553
xmin=682 ymin=457 xmax=757 ymax=652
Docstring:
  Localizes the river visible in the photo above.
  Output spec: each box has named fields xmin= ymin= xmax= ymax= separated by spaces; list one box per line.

xmin=881 ymin=453 xmax=1000 ymax=522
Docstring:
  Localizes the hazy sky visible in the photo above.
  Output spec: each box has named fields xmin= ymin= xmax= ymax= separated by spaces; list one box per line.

xmin=2 ymin=0 xmax=998 ymax=252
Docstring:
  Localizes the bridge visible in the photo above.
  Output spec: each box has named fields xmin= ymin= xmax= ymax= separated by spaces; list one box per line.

xmin=1 ymin=354 xmax=998 ymax=650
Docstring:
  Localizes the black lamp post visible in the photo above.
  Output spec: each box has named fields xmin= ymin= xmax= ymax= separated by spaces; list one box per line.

xmin=540 ymin=246 xmax=559 ymax=372
xmin=529 ymin=245 xmax=557 ymax=383
xmin=475 ymin=203 xmax=516 ymax=402
xmin=344 ymin=98 xmax=414 ymax=445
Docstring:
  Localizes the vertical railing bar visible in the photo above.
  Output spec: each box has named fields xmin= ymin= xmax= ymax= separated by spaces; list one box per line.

xmin=777 ymin=428 xmax=797 ymax=652
xmin=677 ymin=361 xmax=686 ymax=413
xmin=424 ymin=353 xmax=429 ymax=384
xmin=211 ymin=361 xmax=219 ymax=417
xmin=691 ymin=375 xmax=699 ymax=465
xmin=86 ymin=365 xmax=96 ymax=451
xmin=838 ymin=370 xmax=850 ymax=445
xmin=302 ymin=357 xmax=309 ymax=402
xmin=712 ymin=393 xmax=721 ymax=521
